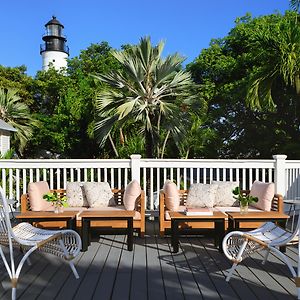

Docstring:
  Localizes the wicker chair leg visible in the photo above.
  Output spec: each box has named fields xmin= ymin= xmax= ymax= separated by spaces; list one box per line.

xmin=262 ymin=249 xmax=270 ymax=265
xmin=226 ymin=263 xmax=238 ymax=282
xmin=69 ymin=261 xmax=79 ymax=279
xmin=12 ymin=287 xmax=16 ymax=300
xmin=20 ymin=246 xmax=32 ymax=266
xmin=58 ymin=239 xmax=80 ymax=279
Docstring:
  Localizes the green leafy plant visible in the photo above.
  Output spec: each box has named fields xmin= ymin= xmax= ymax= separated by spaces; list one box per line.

xmin=43 ymin=191 xmax=68 ymax=208
xmin=232 ymin=186 xmax=258 ymax=206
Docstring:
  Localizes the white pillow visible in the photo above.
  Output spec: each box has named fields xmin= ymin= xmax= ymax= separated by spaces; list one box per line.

xmin=212 ymin=181 xmax=239 ymax=207
xmin=186 ymin=183 xmax=218 ymax=208
xmin=66 ymin=182 xmax=88 ymax=207
xmin=83 ymin=182 xmax=115 ymax=208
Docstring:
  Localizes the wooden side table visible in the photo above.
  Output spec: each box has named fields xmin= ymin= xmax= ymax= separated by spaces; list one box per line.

xmin=169 ymin=211 xmax=226 ymax=253
xmin=226 ymin=211 xmax=289 ymax=231
xmin=16 ymin=211 xmax=78 ymax=231
xmin=79 ymin=210 xmax=135 ymax=252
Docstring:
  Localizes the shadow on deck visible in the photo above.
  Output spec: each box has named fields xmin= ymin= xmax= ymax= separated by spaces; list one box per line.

xmin=0 ymin=220 xmax=297 ymax=300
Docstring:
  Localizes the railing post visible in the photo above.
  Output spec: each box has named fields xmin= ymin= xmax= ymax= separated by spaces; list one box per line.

xmin=273 ymin=154 xmax=287 ymax=196
xmin=130 ymin=154 xmax=141 ymax=184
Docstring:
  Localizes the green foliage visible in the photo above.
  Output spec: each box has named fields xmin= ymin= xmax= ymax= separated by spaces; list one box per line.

xmin=232 ymin=186 xmax=258 ymax=206
xmin=26 ymin=44 xmax=119 ymax=158
xmin=43 ymin=191 xmax=68 ymax=207
xmin=0 ymin=88 xmax=38 ymax=155
xmin=188 ymin=11 xmax=300 ymax=159
xmin=93 ymin=36 xmax=197 ymax=158
xmin=0 ymin=149 xmax=16 ymax=159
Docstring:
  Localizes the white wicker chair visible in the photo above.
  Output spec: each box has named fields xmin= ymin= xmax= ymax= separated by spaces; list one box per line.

xmin=0 ymin=187 xmax=82 ymax=300
xmin=222 ymin=216 xmax=300 ymax=298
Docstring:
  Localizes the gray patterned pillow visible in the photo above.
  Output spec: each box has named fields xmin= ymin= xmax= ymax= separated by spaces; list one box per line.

xmin=186 ymin=183 xmax=218 ymax=208
xmin=212 ymin=181 xmax=239 ymax=207
xmin=66 ymin=182 xmax=88 ymax=207
xmin=83 ymin=182 xmax=115 ymax=208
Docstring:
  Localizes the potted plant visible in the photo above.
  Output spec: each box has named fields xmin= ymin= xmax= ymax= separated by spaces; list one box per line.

xmin=232 ymin=186 xmax=258 ymax=214
xmin=43 ymin=191 xmax=68 ymax=213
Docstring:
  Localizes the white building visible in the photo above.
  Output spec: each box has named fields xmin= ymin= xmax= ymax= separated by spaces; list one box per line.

xmin=40 ymin=16 xmax=69 ymax=71
xmin=0 ymin=120 xmax=17 ymax=155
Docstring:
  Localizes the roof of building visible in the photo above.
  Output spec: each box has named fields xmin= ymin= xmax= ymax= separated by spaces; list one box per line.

xmin=45 ymin=16 xmax=64 ymax=28
xmin=0 ymin=120 xmax=17 ymax=132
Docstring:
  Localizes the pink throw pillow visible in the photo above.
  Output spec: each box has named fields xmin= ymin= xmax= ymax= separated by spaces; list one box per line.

xmin=123 ymin=180 xmax=141 ymax=210
xmin=249 ymin=180 xmax=275 ymax=211
xmin=28 ymin=181 xmax=53 ymax=211
xmin=163 ymin=180 xmax=180 ymax=211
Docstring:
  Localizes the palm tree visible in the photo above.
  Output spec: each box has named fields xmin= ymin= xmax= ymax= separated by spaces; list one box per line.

xmin=0 ymin=88 xmax=37 ymax=154
xmin=246 ymin=10 xmax=300 ymax=110
xmin=290 ymin=0 xmax=300 ymax=13
xmin=93 ymin=36 xmax=194 ymax=158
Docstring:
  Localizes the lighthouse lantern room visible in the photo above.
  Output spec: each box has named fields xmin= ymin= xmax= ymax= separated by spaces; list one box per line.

xmin=40 ymin=16 xmax=69 ymax=71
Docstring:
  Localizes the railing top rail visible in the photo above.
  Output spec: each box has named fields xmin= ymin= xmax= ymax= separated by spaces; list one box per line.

xmin=140 ymin=158 xmax=275 ymax=168
xmin=285 ymin=160 xmax=300 ymax=165
xmin=0 ymin=159 xmax=131 ymax=169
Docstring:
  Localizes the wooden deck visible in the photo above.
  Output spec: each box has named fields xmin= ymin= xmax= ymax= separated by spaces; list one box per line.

xmin=0 ymin=220 xmax=298 ymax=300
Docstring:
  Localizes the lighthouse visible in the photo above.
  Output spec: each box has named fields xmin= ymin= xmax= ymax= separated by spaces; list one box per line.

xmin=40 ymin=16 xmax=69 ymax=71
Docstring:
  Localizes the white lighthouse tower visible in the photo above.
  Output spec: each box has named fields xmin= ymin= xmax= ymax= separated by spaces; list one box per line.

xmin=40 ymin=16 xmax=69 ymax=71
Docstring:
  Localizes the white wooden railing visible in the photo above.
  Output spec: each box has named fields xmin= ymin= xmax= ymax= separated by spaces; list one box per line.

xmin=1 ymin=154 xmax=299 ymax=210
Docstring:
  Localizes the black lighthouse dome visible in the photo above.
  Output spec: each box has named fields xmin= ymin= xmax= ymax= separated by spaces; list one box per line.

xmin=40 ymin=16 xmax=69 ymax=55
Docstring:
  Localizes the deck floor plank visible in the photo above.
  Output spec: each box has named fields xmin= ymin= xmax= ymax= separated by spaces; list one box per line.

xmin=91 ymin=235 xmax=124 ymax=300
xmin=146 ymin=221 xmax=166 ymax=300
xmin=129 ymin=232 xmax=148 ymax=299
xmin=111 ymin=235 xmax=134 ymax=300
xmin=194 ymin=237 xmax=241 ymax=300
xmin=0 ymin=220 xmax=298 ymax=299
xmin=186 ymin=236 xmax=230 ymax=300
xmin=154 ymin=223 xmax=185 ymax=300
xmin=73 ymin=235 xmax=114 ymax=300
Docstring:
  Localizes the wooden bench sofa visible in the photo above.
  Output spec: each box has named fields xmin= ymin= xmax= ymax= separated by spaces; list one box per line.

xmin=159 ymin=189 xmax=284 ymax=237
xmin=21 ymin=188 xmax=145 ymax=237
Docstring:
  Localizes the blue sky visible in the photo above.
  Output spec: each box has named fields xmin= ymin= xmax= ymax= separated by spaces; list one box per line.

xmin=0 ymin=0 xmax=290 ymax=76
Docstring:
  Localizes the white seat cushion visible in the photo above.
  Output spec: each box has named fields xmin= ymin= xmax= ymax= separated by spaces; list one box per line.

xmin=86 ymin=206 xmax=141 ymax=220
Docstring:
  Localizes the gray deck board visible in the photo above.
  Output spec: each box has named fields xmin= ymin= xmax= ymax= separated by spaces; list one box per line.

xmin=146 ymin=222 xmax=165 ymax=300
xmin=0 ymin=220 xmax=299 ymax=299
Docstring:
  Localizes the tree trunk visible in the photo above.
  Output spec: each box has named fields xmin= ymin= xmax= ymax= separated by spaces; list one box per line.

xmin=145 ymin=129 xmax=154 ymax=158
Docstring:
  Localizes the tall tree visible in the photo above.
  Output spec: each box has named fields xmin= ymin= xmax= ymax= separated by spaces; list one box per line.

xmin=188 ymin=12 xmax=300 ymax=159
xmin=0 ymin=88 xmax=37 ymax=155
xmin=246 ymin=11 xmax=300 ymax=110
xmin=93 ymin=36 xmax=194 ymax=158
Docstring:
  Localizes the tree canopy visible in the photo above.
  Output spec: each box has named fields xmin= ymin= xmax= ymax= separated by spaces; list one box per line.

xmin=1 ymin=7 xmax=300 ymax=159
